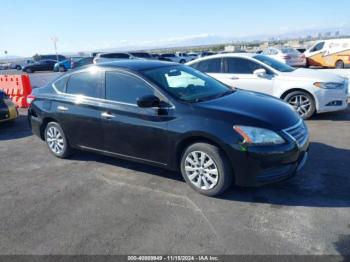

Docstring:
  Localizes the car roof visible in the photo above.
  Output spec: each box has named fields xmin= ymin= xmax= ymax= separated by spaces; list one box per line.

xmin=187 ymin=52 xmax=257 ymax=64
xmin=91 ymin=60 xmax=178 ymax=71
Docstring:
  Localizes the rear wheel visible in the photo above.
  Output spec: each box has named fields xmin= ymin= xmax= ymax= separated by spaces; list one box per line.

xmin=180 ymin=143 xmax=233 ymax=196
xmin=25 ymin=68 xmax=33 ymax=73
xmin=44 ymin=122 xmax=71 ymax=158
xmin=284 ymin=91 xmax=316 ymax=119
xmin=179 ymin=59 xmax=186 ymax=64
xmin=335 ymin=60 xmax=344 ymax=69
xmin=59 ymin=65 xmax=66 ymax=72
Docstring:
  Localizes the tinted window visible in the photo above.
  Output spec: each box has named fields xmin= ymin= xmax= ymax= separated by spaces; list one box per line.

xmin=53 ymin=75 xmax=69 ymax=92
xmin=66 ymin=71 xmax=101 ymax=98
xmin=192 ymin=58 xmax=221 ymax=73
xmin=225 ymin=58 xmax=265 ymax=74
xmin=130 ymin=52 xmax=151 ymax=58
xmin=105 ymin=72 xmax=154 ymax=104
xmin=101 ymin=53 xmax=130 ymax=59
xmin=162 ymin=54 xmax=175 ymax=57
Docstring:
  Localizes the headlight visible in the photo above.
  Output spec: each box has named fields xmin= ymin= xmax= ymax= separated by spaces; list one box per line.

xmin=233 ymin=126 xmax=285 ymax=145
xmin=314 ymin=82 xmax=343 ymax=89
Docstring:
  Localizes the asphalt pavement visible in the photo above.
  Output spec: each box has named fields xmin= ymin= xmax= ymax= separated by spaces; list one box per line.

xmin=0 ymin=107 xmax=349 ymax=256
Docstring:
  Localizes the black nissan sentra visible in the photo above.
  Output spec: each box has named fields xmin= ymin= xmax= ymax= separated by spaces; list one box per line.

xmin=28 ymin=60 xmax=309 ymax=196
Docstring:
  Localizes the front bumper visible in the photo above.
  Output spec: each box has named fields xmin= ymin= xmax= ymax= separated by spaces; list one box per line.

xmin=315 ymin=84 xmax=349 ymax=113
xmin=225 ymin=134 xmax=309 ymax=187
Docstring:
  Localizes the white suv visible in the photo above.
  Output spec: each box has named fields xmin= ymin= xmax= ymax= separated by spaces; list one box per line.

xmin=187 ymin=53 xmax=348 ymax=119
xmin=160 ymin=53 xmax=191 ymax=64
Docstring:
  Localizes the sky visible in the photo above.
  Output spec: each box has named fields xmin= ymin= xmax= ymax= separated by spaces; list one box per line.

xmin=0 ymin=0 xmax=349 ymax=57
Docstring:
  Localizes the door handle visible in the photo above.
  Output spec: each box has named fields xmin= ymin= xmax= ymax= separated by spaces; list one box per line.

xmin=101 ymin=112 xmax=115 ymax=119
xmin=57 ymin=106 xmax=68 ymax=112
xmin=230 ymin=76 xmax=239 ymax=80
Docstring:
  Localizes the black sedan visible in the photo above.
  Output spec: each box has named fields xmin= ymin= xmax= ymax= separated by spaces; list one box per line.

xmin=22 ymin=59 xmax=57 ymax=73
xmin=28 ymin=60 xmax=309 ymax=196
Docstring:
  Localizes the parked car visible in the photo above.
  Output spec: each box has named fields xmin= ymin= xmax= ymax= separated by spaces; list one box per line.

xmin=0 ymin=90 xmax=18 ymax=123
xmin=176 ymin=52 xmax=196 ymax=62
xmin=71 ymin=57 xmax=94 ymax=69
xmin=34 ymin=54 xmax=66 ymax=62
xmin=28 ymin=60 xmax=308 ymax=196
xmin=187 ymin=53 xmax=348 ymax=119
xmin=22 ymin=59 xmax=57 ymax=73
xmin=54 ymin=57 xmax=85 ymax=72
xmin=159 ymin=53 xmax=187 ymax=63
xmin=0 ymin=62 xmax=12 ymax=70
xmin=304 ymin=38 xmax=350 ymax=68
xmin=262 ymin=47 xmax=306 ymax=67
xmin=93 ymin=52 xmax=134 ymax=64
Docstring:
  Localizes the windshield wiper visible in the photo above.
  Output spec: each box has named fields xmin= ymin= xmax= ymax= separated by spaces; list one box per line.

xmin=189 ymin=90 xmax=235 ymax=103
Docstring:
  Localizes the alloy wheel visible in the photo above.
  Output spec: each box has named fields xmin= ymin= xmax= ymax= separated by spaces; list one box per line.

xmin=46 ymin=126 xmax=65 ymax=155
xmin=184 ymin=151 xmax=219 ymax=190
xmin=287 ymin=95 xmax=311 ymax=117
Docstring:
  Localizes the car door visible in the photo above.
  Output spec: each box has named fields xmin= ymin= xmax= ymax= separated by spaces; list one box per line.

xmin=221 ymin=57 xmax=275 ymax=95
xmin=52 ymin=69 xmax=106 ymax=150
xmin=305 ymin=41 xmax=325 ymax=66
xmin=100 ymin=70 xmax=172 ymax=165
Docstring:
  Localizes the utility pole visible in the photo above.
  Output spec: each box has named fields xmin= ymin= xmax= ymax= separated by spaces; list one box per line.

xmin=51 ymin=37 xmax=59 ymax=61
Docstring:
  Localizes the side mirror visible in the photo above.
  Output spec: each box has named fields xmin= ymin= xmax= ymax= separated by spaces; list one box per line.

xmin=253 ymin=68 xmax=267 ymax=78
xmin=137 ymin=95 xmax=160 ymax=108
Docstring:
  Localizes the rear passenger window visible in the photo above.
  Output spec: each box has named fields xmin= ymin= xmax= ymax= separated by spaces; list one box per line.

xmin=53 ymin=75 xmax=69 ymax=92
xmin=225 ymin=58 xmax=266 ymax=74
xmin=191 ymin=58 xmax=221 ymax=73
xmin=105 ymin=72 xmax=154 ymax=104
xmin=66 ymin=71 xmax=101 ymax=98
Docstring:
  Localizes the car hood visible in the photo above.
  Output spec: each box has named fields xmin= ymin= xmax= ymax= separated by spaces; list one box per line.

xmin=196 ymin=89 xmax=301 ymax=130
xmin=280 ymin=68 xmax=345 ymax=82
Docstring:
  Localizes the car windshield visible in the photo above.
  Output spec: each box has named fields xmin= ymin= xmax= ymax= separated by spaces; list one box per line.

xmin=253 ymin=55 xmax=296 ymax=72
xmin=142 ymin=65 xmax=234 ymax=102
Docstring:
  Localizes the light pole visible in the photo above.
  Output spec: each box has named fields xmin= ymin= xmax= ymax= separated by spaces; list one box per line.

xmin=51 ymin=37 xmax=59 ymax=61
xmin=4 ymin=50 xmax=8 ymax=61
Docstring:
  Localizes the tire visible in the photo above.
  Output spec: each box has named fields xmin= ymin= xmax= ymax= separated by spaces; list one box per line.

xmin=284 ymin=91 xmax=316 ymax=120
xmin=180 ymin=142 xmax=233 ymax=196
xmin=44 ymin=122 xmax=71 ymax=158
xmin=179 ymin=59 xmax=186 ymax=64
xmin=335 ymin=60 xmax=344 ymax=69
xmin=25 ymin=68 xmax=33 ymax=73
xmin=16 ymin=65 xmax=22 ymax=70
xmin=59 ymin=66 xmax=66 ymax=72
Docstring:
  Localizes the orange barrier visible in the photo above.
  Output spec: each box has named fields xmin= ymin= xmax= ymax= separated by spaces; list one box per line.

xmin=0 ymin=74 xmax=32 ymax=108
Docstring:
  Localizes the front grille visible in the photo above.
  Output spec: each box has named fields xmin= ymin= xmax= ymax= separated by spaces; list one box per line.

xmin=284 ymin=120 xmax=308 ymax=146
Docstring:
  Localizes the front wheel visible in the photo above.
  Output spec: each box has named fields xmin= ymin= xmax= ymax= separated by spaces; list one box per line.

xmin=44 ymin=122 xmax=71 ymax=158
xmin=59 ymin=66 xmax=66 ymax=72
xmin=179 ymin=59 xmax=186 ymax=64
xmin=180 ymin=143 xmax=233 ymax=196
xmin=284 ymin=91 xmax=316 ymax=119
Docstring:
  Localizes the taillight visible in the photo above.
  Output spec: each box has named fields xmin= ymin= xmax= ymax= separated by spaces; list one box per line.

xmin=283 ymin=55 xmax=291 ymax=60
xmin=301 ymin=54 xmax=306 ymax=59
xmin=26 ymin=94 xmax=36 ymax=105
